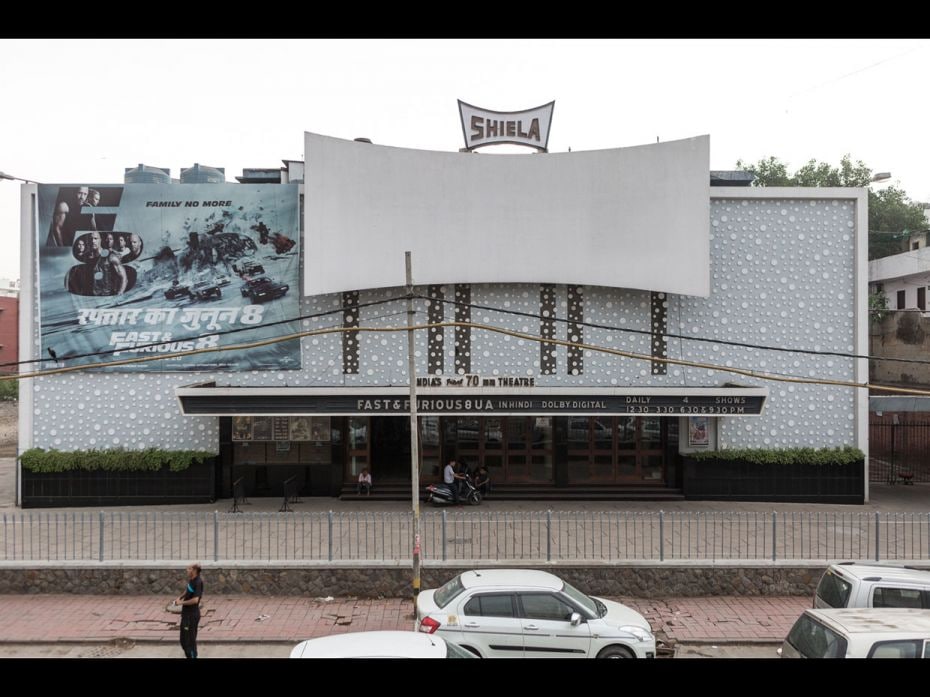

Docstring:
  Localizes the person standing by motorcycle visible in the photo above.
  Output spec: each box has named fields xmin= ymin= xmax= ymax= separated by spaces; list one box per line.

xmin=456 ymin=459 xmax=473 ymax=498
xmin=443 ymin=458 xmax=462 ymax=504
xmin=474 ymin=464 xmax=491 ymax=497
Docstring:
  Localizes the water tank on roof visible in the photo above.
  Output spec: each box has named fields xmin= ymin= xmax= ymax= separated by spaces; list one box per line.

xmin=180 ymin=163 xmax=225 ymax=184
xmin=124 ymin=163 xmax=171 ymax=184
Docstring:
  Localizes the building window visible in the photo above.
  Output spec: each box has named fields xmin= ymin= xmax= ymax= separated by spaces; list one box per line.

xmin=897 ymin=290 xmax=906 ymax=309
xmin=919 ymin=287 xmax=927 ymax=311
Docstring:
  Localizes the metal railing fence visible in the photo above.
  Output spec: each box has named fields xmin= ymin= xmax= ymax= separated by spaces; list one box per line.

xmin=3 ymin=510 xmax=930 ymax=564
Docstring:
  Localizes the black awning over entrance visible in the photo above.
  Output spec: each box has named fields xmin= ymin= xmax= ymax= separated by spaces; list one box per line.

xmin=176 ymin=384 xmax=768 ymax=417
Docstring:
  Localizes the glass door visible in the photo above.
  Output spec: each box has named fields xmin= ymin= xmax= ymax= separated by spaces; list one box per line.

xmin=567 ymin=416 xmax=667 ymax=485
xmin=449 ymin=416 xmax=553 ymax=484
xmin=420 ymin=416 xmax=441 ymax=483
xmin=347 ymin=416 xmax=369 ymax=481
xmin=638 ymin=416 xmax=666 ymax=484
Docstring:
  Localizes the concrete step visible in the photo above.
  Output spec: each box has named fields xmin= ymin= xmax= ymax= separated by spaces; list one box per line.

xmin=340 ymin=485 xmax=684 ymax=501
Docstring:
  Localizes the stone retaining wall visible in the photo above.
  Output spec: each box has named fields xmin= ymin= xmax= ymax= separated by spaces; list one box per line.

xmin=0 ymin=565 xmax=826 ymax=597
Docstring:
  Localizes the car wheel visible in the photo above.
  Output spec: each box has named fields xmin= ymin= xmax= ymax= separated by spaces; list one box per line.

xmin=597 ymin=645 xmax=635 ymax=659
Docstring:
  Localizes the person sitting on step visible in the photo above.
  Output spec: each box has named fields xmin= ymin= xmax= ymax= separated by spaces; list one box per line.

xmin=357 ymin=468 xmax=372 ymax=496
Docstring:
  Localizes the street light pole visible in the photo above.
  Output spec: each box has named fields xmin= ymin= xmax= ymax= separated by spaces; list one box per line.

xmin=405 ymin=251 xmax=422 ymax=606
xmin=0 ymin=171 xmax=39 ymax=184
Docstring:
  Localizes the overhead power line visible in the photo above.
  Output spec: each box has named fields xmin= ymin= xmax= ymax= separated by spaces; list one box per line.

xmin=7 ymin=289 xmax=929 ymax=376
xmin=416 ymin=293 xmax=930 ymax=368
xmin=5 ymin=319 xmax=930 ymax=398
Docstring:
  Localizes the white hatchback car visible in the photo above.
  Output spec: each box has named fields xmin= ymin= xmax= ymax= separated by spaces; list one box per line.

xmin=416 ymin=569 xmax=655 ymax=658
xmin=290 ymin=630 xmax=475 ymax=658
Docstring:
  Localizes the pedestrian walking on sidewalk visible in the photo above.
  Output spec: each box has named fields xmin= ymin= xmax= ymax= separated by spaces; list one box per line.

xmin=173 ymin=562 xmax=204 ymax=659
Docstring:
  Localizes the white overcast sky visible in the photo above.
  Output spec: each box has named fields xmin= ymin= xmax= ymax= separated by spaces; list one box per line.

xmin=1 ymin=38 xmax=928 ymax=282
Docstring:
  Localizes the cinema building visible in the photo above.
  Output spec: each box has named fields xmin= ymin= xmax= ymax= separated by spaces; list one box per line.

xmin=17 ymin=126 xmax=870 ymax=506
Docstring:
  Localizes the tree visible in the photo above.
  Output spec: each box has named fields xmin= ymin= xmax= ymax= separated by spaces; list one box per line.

xmin=735 ymin=156 xmax=793 ymax=186
xmin=869 ymin=291 xmax=890 ymax=325
xmin=735 ymin=155 xmax=927 ymax=260
xmin=869 ymin=186 xmax=927 ymax=259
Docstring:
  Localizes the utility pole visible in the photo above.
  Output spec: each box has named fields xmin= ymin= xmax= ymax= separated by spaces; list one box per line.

xmin=405 ymin=251 xmax=422 ymax=608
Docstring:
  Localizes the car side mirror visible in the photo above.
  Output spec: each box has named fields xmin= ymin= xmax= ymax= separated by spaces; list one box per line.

xmin=570 ymin=612 xmax=582 ymax=626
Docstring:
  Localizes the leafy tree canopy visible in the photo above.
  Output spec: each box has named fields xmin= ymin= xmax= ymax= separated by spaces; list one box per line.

xmin=735 ymin=155 xmax=927 ymax=260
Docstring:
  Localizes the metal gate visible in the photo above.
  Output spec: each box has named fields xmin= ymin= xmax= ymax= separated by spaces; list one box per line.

xmin=870 ymin=422 xmax=930 ymax=483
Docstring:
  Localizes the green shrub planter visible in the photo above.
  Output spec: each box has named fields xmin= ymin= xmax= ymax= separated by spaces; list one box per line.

xmin=20 ymin=447 xmax=214 ymax=473
xmin=20 ymin=448 xmax=217 ymax=508
xmin=683 ymin=447 xmax=865 ymax=504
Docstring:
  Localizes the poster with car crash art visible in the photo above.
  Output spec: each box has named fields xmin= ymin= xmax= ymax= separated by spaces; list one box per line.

xmin=36 ymin=183 xmax=301 ymax=371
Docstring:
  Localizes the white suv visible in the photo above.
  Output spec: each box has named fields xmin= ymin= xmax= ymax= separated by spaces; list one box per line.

xmin=814 ymin=563 xmax=930 ymax=609
xmin=416 ymin=569 xmax=655 ymax=659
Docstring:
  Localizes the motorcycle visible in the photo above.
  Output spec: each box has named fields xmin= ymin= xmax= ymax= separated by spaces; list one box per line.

xmin=426 ymin=477 xmax=482 ymax=506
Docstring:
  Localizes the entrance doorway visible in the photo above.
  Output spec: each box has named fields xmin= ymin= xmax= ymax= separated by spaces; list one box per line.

xmin=370 ymin=417 xmax=411 ymax=481
xmin=566 ymin=415 xmax=667 ymax=485
xmin=449 ymin=416 xmax=554 ymax=484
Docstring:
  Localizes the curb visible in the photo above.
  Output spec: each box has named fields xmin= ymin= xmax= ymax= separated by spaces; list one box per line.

xmin=0 ymin=637 xmax=300 ymax=646
xmin=667 ymin=638 xmax=783 ymax=646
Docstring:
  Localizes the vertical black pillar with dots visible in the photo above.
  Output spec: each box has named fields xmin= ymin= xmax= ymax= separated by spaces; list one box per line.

xmin=540 ymin=284 xmax=557 ymax=375
xmin=342 ymin=291 xmax=359 ymax=374
xmin=651 ymin=291 xmax=668 ymax=375
xmin=454 ymin=285 xmax=471 ymax=375
xmin=427 ymin=285 xmax=444 ymax=376
xmin=567 ymin=285 xmax=583 ymax=376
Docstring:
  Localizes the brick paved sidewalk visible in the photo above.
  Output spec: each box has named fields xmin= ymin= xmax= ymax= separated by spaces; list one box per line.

xmin=0 ymin=594 xmax=808 ymax=645
xmin=628 ymin=596 xmax=808 ymax=643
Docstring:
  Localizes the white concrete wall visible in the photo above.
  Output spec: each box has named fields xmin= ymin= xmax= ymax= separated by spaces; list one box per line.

xmin=872 ymin=276 xmax=930 ymax=311
xmin=23 ymin=189 xmax=866 ymax=455
xmin=304 ymin=133 xmax=711 ymax=298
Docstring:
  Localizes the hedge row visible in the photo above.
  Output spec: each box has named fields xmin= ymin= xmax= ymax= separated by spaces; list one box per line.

xmin=20 ymin=448 xmax=215 ymax=473
xmin=690 ymin=446 xmax=864 ymax=467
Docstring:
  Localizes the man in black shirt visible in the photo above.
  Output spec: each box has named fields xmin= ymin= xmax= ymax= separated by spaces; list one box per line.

xmin=173 ymin=562 xmax=204 ymax=659
xmin=474 ymin=464 xmax=491 ymax=497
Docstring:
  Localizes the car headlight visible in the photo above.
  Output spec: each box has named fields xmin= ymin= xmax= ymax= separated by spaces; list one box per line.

xmin=618 ymin=625 xmax=653 ymax=642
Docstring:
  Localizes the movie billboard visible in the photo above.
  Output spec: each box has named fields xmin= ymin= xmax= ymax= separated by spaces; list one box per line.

xmin=37 ymin=183 xmax=301 ymax=371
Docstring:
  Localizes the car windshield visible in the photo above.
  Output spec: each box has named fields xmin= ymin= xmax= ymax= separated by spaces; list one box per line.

xmin=560 ymin=580 xmax=601 ymax=618
xmin=816 ymin=570 xmax=852 ymax=608
xmin=785 ymin=614 xmax=848 ymax=658
xmin=444 ymin=640 xmax=476 ymax=658
xmin=434 ymin=574 xmax=465 ymax=608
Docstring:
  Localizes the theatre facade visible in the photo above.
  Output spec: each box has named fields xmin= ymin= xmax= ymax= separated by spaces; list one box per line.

xmin=17 ymin=127 xmax=869 ymax=505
